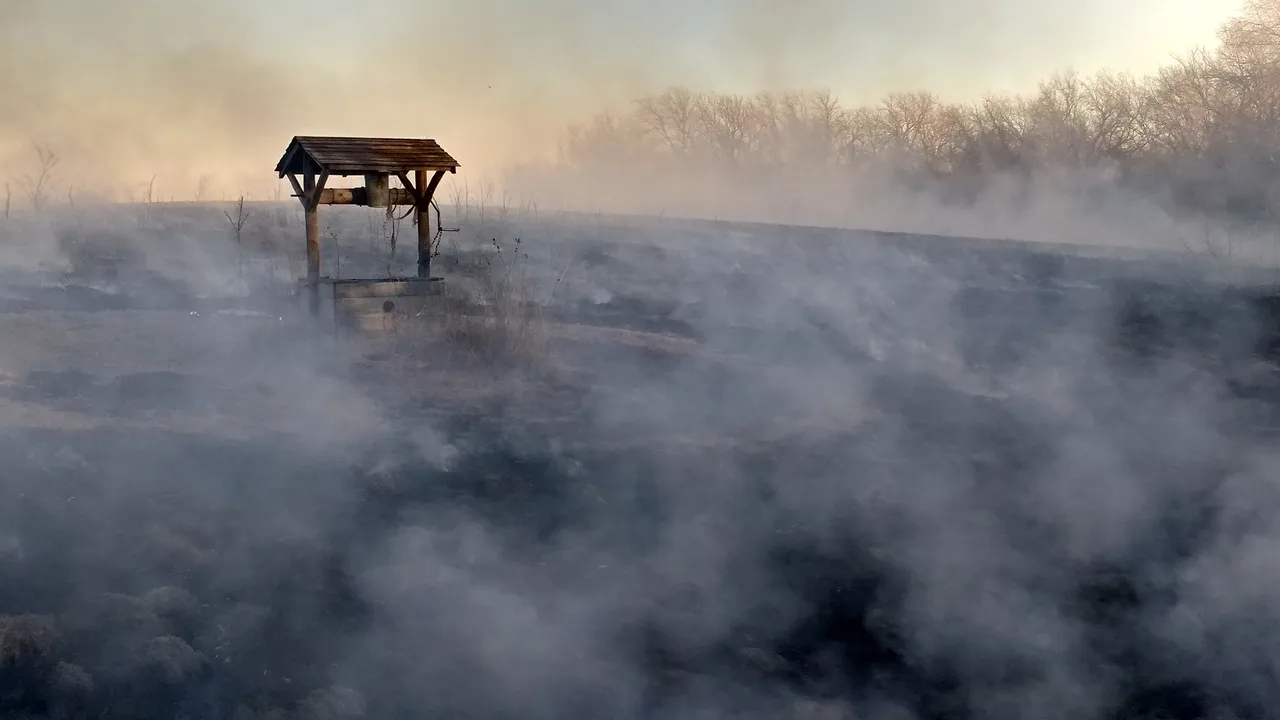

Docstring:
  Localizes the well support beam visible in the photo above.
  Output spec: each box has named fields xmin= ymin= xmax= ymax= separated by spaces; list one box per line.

xmin=304 ymin=173 xmax=319 ymax=316
xmin=414 ymin=170 xmax=431 ymax=278
xmin=414 ymin=170 xmax=446 ymax=278
xmin=423 ymin=170 xmax=446 ymax=205
xmin=299 ymin=172 xmax=330 ymax=317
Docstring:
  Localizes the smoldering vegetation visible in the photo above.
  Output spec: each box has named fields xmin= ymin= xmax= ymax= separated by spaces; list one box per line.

xmin=0 ymin=198 xmax=1276 ymax=720
xmin=4 ymin=3 xmax=1280 ymax=717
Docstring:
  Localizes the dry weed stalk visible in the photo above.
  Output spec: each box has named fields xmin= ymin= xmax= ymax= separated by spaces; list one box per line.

xmin=224 ymin=196 xmax=251 ymax=291
xmin=261 ymin=206 xmax=294 ymax=296
xmin=132 ymin=174 xmax=158 ymax=226
xmin=66 ymin=185 xmax=84 ymax=235
xmin=3 ymin=182 xmax=10 ymax=219
xmin=328 ymin=225 xmax=342 ymax=281
xmin=223 ymin=196 xmax=250 ymax=239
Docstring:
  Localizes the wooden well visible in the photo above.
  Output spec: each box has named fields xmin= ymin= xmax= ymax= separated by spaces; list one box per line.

xmin=273 ymin=135 xmax=460 ymax=317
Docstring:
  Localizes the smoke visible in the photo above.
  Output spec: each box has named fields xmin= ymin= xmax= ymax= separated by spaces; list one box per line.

xmin=1 ymin=1 xmax=1279 ymax=718
xmin=0 ymin=0 xmax=1237 ymax=200
xmin=1 ymin=0 xmax=677 ymax=196
xmin=2 ymin=194 xmax=1276 ymax=717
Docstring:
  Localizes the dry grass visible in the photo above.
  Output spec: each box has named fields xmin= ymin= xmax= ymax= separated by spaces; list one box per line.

xmin=375 ymin=236 xmax=555 ymax=374
xmin=435 ymin=286 xmax=551 ymax=371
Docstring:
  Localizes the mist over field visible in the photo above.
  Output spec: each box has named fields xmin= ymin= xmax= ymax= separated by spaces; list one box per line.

xmin=495 ymin=0 xmax=1280 ymax=259
xmin=2 ymin=2 xmax=1280 ymax=720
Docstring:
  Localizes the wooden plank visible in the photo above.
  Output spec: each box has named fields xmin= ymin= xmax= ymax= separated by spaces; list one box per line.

xmin=330 ymin=278 xmax=443 ymax=299
xmin=304 ymin=172 xmax=320 ymax=316
xmin=291 ymin=136 xmax=460 ymax=173
xmin=317 ymin=187 xmax=366 ymax=205
xmin=324 ymin=164 xmax=458 ymax=175
xmin=315 ymin=187 xmax=415 ymax=205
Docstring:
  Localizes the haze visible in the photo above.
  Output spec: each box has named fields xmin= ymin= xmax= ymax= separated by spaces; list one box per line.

xmin=0 ymin=0 xmax=1239 ymax=198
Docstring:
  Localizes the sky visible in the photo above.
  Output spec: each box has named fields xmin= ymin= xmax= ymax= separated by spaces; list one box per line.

xmin=261 ymin=0 xmax=1239 ymax=100
xmin=0 ymin=0 xmax=1245 ymax=197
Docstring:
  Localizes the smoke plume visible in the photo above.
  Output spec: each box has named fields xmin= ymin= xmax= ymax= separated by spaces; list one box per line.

xmin=0 ymin=2 xmax=1278 ymax=719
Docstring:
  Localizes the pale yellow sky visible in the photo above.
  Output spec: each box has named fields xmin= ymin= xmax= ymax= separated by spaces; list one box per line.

xmin=0 ymin=0 xmax=1246 ymax=195
xmin=702 ymin=0 xmax=1241 ymax=102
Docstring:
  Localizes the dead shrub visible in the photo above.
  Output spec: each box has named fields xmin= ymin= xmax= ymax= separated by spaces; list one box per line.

xmin=0 ymin=614 xmax=62 ymax=709
xmin=129 ymin=635 xmax=204 ymax=686
xmin=0 ymin=614 xmax=61 ymax=671
xmin=399 ymin=237 xmax=553 ymax=372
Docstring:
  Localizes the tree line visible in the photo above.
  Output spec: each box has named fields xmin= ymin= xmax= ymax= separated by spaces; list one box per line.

xmin=521 ymin=0 xmax=1280 ymax=225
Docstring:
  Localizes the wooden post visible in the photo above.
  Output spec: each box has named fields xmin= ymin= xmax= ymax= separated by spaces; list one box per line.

xmin=415 ymin=169 xmax=430 ymax=278
xmin=304 ymin=172 xmax=320 ymax=316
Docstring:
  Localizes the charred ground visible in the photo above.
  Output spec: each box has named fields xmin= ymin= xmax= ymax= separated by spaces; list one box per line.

xmin=0 ymin=207 xmax=1278 ymax=719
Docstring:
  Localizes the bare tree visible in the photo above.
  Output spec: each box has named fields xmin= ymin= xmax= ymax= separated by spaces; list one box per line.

xmin=841 ymin=106 xmax=891 ymax=163
xmin=1022 ymin=71 xmax=1093 ymax=165
xmin=1219 ymin=0 xmax=1280 ymax=61
xmin=757 ymin=90 xmax=850 ymax=167
xmin=877 ymin=92 xmax=960 ymax=175
xmin=560 ymin=111 xmax=650 ymax=171
xmin=953 ymin=95 xmax=1031 ymax=174
xmin=21 ymin=144 xmax=58 ymax=212
xmin=194 ymin=175 xmax=212 ymax=202
xmin=1143 ymin=53 xmax=1220 ymax=155
xmin=514 ymin=0 xmax=1280 ymax=227
xmin=808 ymin=90 xmax=851 ymax=163
xmin=1212 ymin=1 xmax=1280 ymax=148
xmin=694 ymin=93 xmax=758 ymax=165
xmin=1082 ymin=72 xmax=1147 ymax=161
xmin=635 ymin=87 xmax=702 ymax=155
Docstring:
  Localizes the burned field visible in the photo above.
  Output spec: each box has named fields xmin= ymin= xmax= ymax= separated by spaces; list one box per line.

xmin=0 ymin=207 xmax=1279 ymax=719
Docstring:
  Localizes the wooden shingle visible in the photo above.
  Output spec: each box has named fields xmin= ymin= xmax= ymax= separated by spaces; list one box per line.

xmin=275 ymin=136 xmax=459 ymax=177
